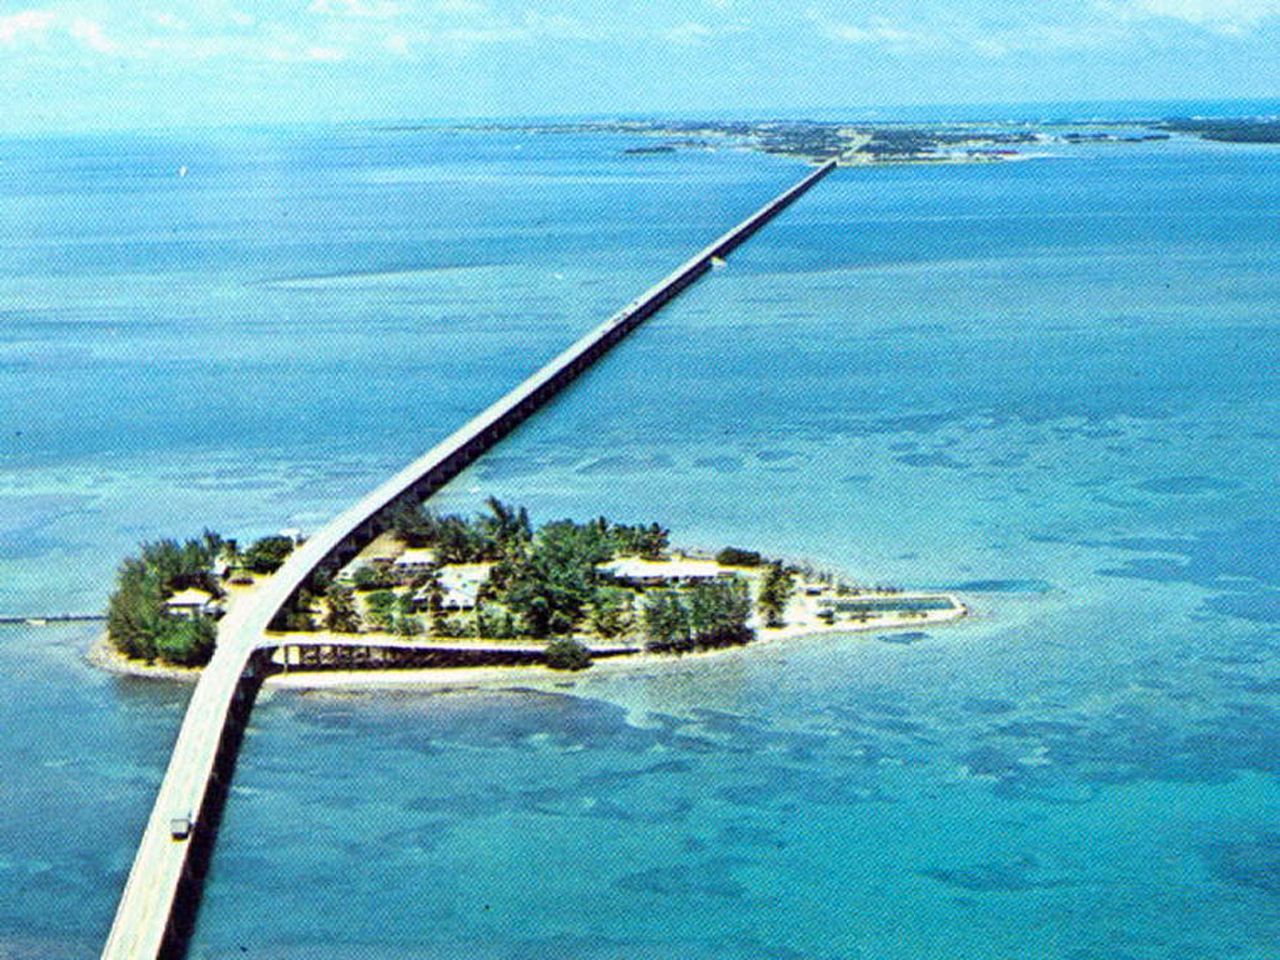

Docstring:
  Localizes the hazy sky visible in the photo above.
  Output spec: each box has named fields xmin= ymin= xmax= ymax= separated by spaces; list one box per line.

xmin=2 ymin=1 xmax=1278 ymax=131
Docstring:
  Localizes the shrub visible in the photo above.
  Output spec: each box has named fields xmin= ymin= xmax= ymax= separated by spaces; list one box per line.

xmin=545 ymin=638 xmax=593 ymax=671
xmin=716 ymin=546 xmax=763 ymax=567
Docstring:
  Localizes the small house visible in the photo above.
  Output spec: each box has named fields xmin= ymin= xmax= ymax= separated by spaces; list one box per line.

xmin=164 ymin=588 xmax=221 ymax=619
xmin=415 ymin=563 xmax=492 ymax=612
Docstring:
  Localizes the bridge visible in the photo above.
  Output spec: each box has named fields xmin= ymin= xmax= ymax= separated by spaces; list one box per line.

xmin=100 ymin=158 xmax=836 ymax=960
xmin=271 ymin=633 xmax=641 ymax=671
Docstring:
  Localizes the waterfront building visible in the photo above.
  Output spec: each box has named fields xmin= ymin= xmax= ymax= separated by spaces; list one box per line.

xmin=598 ymin=556 xmax=726 ymax=587
xmin=163 ymin=588 xmax=221 ymax=619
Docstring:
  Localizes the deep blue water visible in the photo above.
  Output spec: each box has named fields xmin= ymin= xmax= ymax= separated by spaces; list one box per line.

xmin=0 ymin=124 xmax=1276 ymax=958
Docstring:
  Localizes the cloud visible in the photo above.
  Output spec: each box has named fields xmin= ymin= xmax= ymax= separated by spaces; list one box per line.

xmin=0 ymin=11 xmax=126 ymax=54
xmin=664 ymin=21 xmax=714 ymax=45
xmin=967 ymin=20 xmax=1130 ymax=56
xmin=1101 ymin=0 xmax=1280 ymax=33
xmin=808 ymin=9 xmax=931 ymax=48
xmin=308 ymin=0 xmax=403 ymax=18
xmin=521 ymin=12 xmax=603 ymax=42
xmin=0 ymin=9 xmax=56 ymax=45
xmin=306 ymin=44 xmax=346 ymax=61
xmin=432 ymin=0 xmax=489 ymax=13
xmin=68 ymin=17 xmax=119 ymax=54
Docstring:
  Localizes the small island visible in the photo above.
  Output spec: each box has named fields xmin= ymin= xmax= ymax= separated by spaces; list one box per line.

xmin=97 ymin=498 xmax=966 ymax=680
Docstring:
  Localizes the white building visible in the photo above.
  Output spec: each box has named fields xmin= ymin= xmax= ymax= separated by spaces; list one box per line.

xmin=415 ymin=563 xmax=492 ymax=612
xmin=597 ymin=556 xmax=725 ymax=587
xmin=164 ymin=588 xmax=221 ymax=619
xmin=393 ymin=548 xmax=438 ymax=575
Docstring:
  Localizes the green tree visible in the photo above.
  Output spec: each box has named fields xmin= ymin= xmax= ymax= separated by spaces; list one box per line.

xmin=500 ymin=520 xmax=611 ymax=636
xmin=475 ymin=603 xmax=519 ymax=639
xmin=589 ymin=587 xmax=634 ymax=639
xmin=432 ymin=614 xmax=467 ymax=638
xmin=479 ymin=497 xmax=532 ymax=558
xmin=394 ymin=615 xmax=424 ymax=637
xmin=642 ymin=590 xmax=691 ymax=653
xmin=757 ymin=563 xmax=795 ymax=628
xmin=325 ymin=583 xmax=361 ymax=633
xmin=273 ymin=589 xmax=318 ymax=632
xmin=153 ymin=617 xmax=217 ymax=666
xmin=351 ymin=563 xmax=398 ymax=591
xmin=243 ymin=535 xmax=295 ymax=574
xmin=607 ymin=521 xmax=670 ymax=560
xmin=687 ymin=577 xmax=753 ymax=648
xmin=364 ymin=590 xmax=398 ymax=630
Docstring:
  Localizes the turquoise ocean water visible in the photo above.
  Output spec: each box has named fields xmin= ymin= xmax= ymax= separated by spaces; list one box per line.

xmin=0 ymin=118 xmax=1276 ymax=958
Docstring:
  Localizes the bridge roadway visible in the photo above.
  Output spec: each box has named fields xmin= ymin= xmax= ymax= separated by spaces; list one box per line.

xmin=101 ymin=158 xmax=836 ymax=960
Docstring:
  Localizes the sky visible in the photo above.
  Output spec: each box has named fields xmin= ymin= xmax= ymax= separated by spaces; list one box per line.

xmin=0 ymin=0 xmax=1278 ymax=132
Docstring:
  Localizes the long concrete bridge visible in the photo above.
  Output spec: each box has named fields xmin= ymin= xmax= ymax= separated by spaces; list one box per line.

xmin=100 ymin=158 xmax=836 ymax=960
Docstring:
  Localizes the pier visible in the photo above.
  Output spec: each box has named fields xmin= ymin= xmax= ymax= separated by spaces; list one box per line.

xmin=0 ymin=614 xmax=107 ymax=625
xmin=100 ymin=158 xmax=836 ymax=960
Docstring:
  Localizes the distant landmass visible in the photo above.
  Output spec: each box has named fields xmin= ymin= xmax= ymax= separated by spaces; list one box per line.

xmin=422 ymin=114 xmax=1280 ymax=165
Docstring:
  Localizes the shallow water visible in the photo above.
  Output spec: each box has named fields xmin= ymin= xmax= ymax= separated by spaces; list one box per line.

xmin=0 ymin=122 xmax=1276 ymax=958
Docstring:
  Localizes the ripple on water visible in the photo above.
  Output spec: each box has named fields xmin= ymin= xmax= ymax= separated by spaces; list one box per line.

xmin=575 ymin=454 xmax=676 ymax=476
xmin=1135 ymin=475 xmax=1239 ymax=495
xmin=894 ymin=452 xmax=970 ymax=469
xmin=692 ymin=455 xmax=744 ymax=473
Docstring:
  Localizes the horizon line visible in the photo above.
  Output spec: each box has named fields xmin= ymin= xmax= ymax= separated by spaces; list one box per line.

xmin=4 ymin=94 xmax=1278 ymax=140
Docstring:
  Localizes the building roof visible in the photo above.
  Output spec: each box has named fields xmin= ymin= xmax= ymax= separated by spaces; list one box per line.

xmin=394 ymin=548 xmax=438 ymax=567
xmin=598 ymin=557 xmax=723 ymax=581
xmin=335 ymin=559 xmax=363 ymax=581
xmin=165 ymin=588 xmax=215 ymax=607
xmin=438 ymin=563 xmax=492 ymax=586
xmin=413 ymin=563 xmax=492 ymax=608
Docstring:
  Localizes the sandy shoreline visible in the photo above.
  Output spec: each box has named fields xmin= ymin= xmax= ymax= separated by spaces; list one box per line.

xmin=85 ymin=603 xmax=968 ymax=692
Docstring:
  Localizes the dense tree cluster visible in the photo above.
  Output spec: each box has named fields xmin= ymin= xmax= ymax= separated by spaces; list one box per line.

xmin=491 ymin=517 xmax=617 ymax=637
xmin=390 ymin=496 xmax=532 ymax=563
xmin=240 ymin=535 xmax=296 ymax=574
xmin=642 ymin=579 xmax=754 ymax=654
xmin=392 ymin=497 xmax=670 ymax=565
xmin=107 ymin=531 xmax=225 ymax=665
